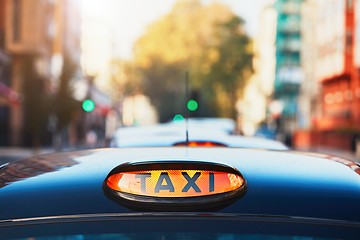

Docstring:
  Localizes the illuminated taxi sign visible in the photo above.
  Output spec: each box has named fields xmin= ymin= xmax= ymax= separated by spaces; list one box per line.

xmin=103 ymin=161 xmax=246 ymax=211
xmin=173 ymin=141 xmax=227 ymax=147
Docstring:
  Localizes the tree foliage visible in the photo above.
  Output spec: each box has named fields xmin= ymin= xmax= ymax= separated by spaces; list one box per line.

xmin=54 ymin=54 xmax=80 ymax=132
xmin=205 ymin=17 xmax=253 ymax=118
xmin=21 ymin=54 xmax=80 ymax=148
xmin=111 ymin=59 xmax=142 ymax=100
xmin=133 ymin=0 xmax=253 ymax=122
xmin=22 ymin=54 xmax=51 ymax=147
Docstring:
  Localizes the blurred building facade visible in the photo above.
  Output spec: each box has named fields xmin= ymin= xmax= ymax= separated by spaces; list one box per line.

xmin=298 ymin=0 xmax=319 ymax=130
xmin=51 ymin=0 xmax=83 ymax=148
xmin=315 ymin=0 xmax=360 ymax=151
xmin=51 ymin=0 xmax=82 ymax=83
xmin=79 ymin=0 xmax=115 ymax=145
xmin=273 ymin=0 xmax=304 ymax=144
xmin=0 ymin=0 xmax=11 ymax=145
xmin=292 ymin=0 xmax=360 ymax=152
xmin=80 ymin=0 xmax=113 ymax=94
xmin=5 ymin=0 xmax=54 ymax=146
xmin=0 ymin=0 xmax=82 ymax=147
xmin=122 ymin=94 xmax=158 ymax=126
xmin=256 ymin=0 xmax=360 ymax=152
xmin=239 ymin=1 xmax=277 ymax=136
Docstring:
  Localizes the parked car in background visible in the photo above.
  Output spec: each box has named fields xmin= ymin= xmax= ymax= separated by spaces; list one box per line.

xmin=173 ymin=117 xmax=236 ymax=134
xmin=109 ymin=122 xmax=288 ymax=150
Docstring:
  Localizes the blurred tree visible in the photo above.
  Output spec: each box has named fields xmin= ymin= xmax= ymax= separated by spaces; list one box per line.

xmin=22 ymin=54 xmax=51 ymax=149
xmin=140 ymin=59 xmax=186 ymax=122
xmin=205 ymin=17 xmax=253 ymax=119
xmin=133 ymin=0 xmax=253 ymax=121
xmin=111 ymin=59 xmax=142 ymax=99
xmin=53 ymin=54 xmax=81 ymax=150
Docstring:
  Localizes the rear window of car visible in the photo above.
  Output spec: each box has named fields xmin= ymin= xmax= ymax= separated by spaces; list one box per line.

xmin=2 ymin=217 xmax=359 ymax=240
xmin=7 ymin=233 xmax=339 ymax=240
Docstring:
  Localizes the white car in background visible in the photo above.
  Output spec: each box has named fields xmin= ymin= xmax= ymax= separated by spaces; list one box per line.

xmin=109 ymin=121 xmax=288 ymax=150
xmin=172 ymin=117 xmax=236 ymax=134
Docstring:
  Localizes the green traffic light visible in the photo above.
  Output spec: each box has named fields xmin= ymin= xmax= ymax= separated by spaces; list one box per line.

xmin=173 ymin=114 xmax=185 ymax=122
xmin=82 ymin=99 xmax=95 ymax=112
xmin=187 ymin=99 xmax=198 ymax=111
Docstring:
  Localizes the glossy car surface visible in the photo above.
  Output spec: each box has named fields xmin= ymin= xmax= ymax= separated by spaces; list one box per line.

xmin=0 ymin=147 xmax=360 ymax=239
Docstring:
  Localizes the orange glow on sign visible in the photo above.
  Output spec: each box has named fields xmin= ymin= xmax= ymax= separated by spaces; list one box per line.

xmin=107 ymin=170 xmax=244 ymax=198
xmin=174 ymin=141 xmax=226 ymax=147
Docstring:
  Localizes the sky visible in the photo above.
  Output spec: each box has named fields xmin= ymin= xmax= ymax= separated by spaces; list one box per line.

xmin=83 ymin=0 xmax=271 ymax=59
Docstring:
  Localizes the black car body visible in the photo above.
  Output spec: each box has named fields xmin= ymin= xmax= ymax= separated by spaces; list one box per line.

xmin=0 ymin=147 xmax=360 ymax=239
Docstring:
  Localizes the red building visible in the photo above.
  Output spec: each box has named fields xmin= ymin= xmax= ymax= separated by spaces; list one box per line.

xmin=295 ymin=0 xmax=360 ymax=152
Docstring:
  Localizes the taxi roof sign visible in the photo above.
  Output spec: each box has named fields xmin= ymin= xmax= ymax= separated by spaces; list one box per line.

xmin=103 ymin=161 xmax=246 ymax=211
xmin=173 ymin=141 xmax=227 ymax=147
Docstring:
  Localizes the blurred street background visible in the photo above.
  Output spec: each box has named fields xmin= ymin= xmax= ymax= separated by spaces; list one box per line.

xmin=0 ymin=0 xmax=360 ymax=161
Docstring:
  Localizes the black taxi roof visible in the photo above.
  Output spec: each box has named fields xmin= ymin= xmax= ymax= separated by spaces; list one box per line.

xmin=1 ymin=147 xmax=360 ymax=238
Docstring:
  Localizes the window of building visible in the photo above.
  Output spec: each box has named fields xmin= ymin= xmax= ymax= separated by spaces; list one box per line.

xmin=346 ymin=30 xmax=353 ymax=51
